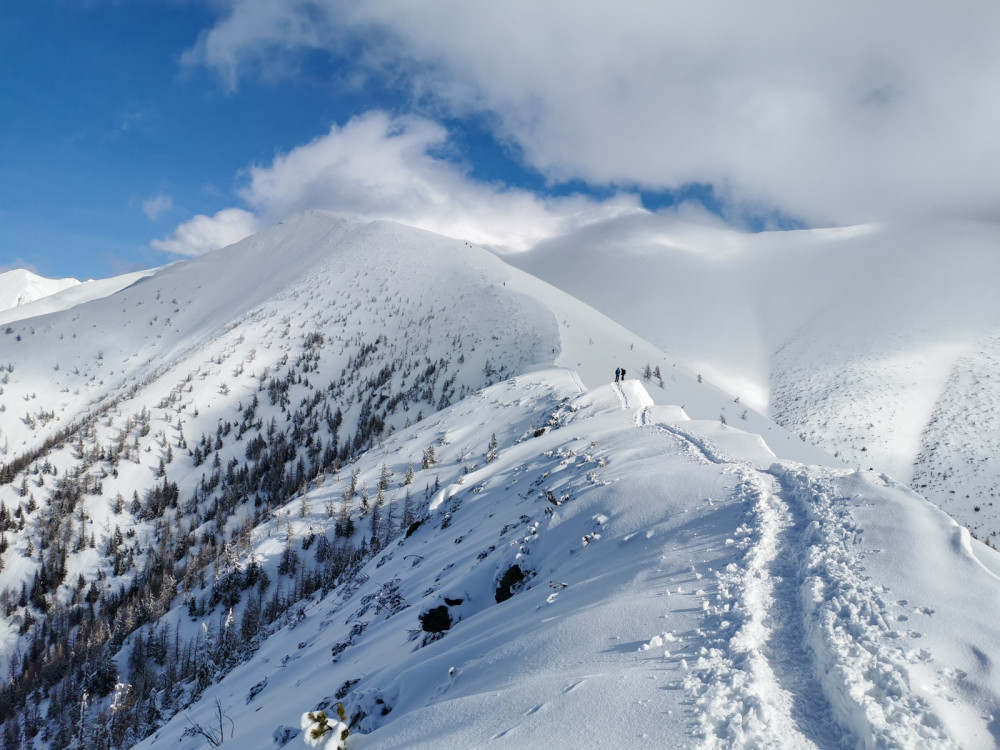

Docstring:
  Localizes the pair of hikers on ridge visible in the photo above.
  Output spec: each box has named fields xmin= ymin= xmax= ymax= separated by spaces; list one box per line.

xmin=615 ymin=367 xmax=626 ymax=383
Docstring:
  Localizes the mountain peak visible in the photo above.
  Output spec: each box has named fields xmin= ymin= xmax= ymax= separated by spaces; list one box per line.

xmin=0 ymin=268 xmax=81 ymax=313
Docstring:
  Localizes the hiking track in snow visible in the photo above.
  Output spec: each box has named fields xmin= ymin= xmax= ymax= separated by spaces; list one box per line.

xmin=628 ymin=397 xmax=956 ymax=749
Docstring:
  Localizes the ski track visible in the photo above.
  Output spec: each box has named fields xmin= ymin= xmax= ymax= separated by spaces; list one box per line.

xmin=627 ymin=399 xmax=956 ymax=748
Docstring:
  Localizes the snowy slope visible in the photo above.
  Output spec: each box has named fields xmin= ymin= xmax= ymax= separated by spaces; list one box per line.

xmin=508 ymin=212 xmax=1000 ymax=540
xmin=0 ymin=213 xmax=826 ymax=469
xmin=0 ymin=269 xmax=157 ymax=327
xmin=3 ymin=211 xmax=999 ymax=749
xmin=0 ymin=269 xmax=81 ymax=315
xmin=133 ymin=374 xmax=1000 ymax=749
xmin=0 ymin=211 xmax=819 ymax=746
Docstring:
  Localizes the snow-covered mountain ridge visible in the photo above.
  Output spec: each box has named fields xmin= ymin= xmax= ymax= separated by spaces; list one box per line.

xmin=508 ymin=213 xmax=1000 ymax=541
xmin=0 ymin=270 xmax=81 ymax=314
xmin=1 ymin=211 xmax=998 ymax=748
xmin=0 ymin=268 xmax=156 ymax=327
xmin=135 ymin=372 xmax=1000 ymax=749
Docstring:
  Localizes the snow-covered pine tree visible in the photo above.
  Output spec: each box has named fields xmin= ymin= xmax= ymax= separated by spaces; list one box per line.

xmin=421 ymin=445 xmax=436 ymax=469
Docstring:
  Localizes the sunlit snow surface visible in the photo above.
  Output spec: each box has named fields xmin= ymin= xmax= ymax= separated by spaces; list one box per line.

xmin=136 ymin=372 xmax=1000 ymax=749
xmin=0 ymin=268 xmax=156 ymax=325
xmin=0 ymin=269 xmax=81 ymax=315
xmin=509 ymin=213 xmax=1000 ymax=541
xmin=2 ymin=212 xmax=999 ymax=748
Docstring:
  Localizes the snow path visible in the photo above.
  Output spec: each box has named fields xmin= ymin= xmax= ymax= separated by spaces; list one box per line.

xmin=774 ymin=467 xmax=957 ymax=749
xmin=633 ymin=403 xmax=726 ymax=470
xmin=756 ymin=469 xmax=849 ymax=749
xmin=629 ymin=397 xmax=832 ymax=745
xmin=614 ymin=381 xmax=630 ymax=410
xmin=681 ymin=467 xmax=835 ymax=745
xmin=626 ymin=393 xmax=956 ymax=748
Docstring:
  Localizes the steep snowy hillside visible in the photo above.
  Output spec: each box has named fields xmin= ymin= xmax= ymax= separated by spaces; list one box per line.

xmin=0 ymin=270 xmax=81 ymax=314
xmin=0 ymin=211 xmax=833 ymax=747
xmin=508 ymin=213 xmax=1000 ymax=540
xmin=136 ymin=373 xmax=1000 ymax=749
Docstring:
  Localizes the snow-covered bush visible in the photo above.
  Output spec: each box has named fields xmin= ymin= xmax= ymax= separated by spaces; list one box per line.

xmin=300 ymin=704 xmax=350 ymax=748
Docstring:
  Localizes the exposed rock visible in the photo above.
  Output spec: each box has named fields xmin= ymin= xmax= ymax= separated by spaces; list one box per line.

xmin=419 ymin=605 xmax=452 ymax=633
xmin=495 ymin=565 xmax=526 ymax=603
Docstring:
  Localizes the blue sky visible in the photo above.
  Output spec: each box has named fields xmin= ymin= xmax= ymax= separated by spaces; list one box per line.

xmin=2 ymin=1 xmax=998 ymax=280
xmin=0 ymin=2 xmax=390 ymax=277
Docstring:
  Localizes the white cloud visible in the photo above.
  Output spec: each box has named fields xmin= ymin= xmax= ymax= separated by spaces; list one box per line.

xmin=154 ymin=111 xmax=640 ymax=256
xmin=152 ymin=207 xmax=260 ymax=257
xmin=184 ymin=0 xmax=1000 ymax=226
xmin=142 ymin=194 xmax=175 ymax=221
xmin=181 ymin=0 xmax=340 ymax=90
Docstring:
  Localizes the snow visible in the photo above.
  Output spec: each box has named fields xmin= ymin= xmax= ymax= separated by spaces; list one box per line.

xmin=135 ymin=369 xmax=1000 ymax=749
xmin=508 ymin=212 xmax=1000 ymax=539
xmin=0 ymin=269 xmax=81 ymax=314
xmin=0 ymin=268 xmax=159 ymax=326
xmin=3 ymin=210 xmax=1000 ymax=748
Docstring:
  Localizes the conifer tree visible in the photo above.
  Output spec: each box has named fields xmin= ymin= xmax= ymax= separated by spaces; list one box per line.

xmin=402 ymin=487 xmax=415 ymax=529
xmin=369 ymin=488 xmax=384 ymax=550
xmin=421 ymin=445 xmax=436 ymax=469
xmin=335 ymin=489 xmax=355 ymax=538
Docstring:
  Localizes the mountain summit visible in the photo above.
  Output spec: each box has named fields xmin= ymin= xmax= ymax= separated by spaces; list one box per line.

xmin=0 ymin=269 xmax=81 ymax=313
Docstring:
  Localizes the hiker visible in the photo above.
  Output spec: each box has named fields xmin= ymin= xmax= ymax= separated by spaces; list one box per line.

xmin=615 ymin=367 xmax=621 ymax=383
xmin=621 ymin=368 xmax=626 ymax=381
